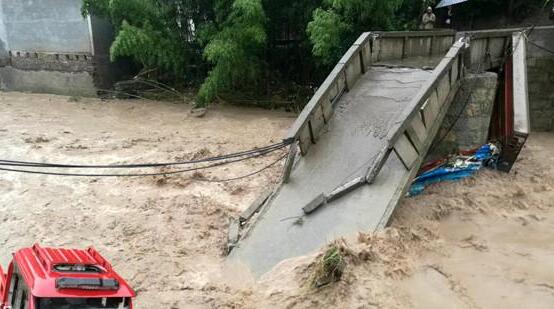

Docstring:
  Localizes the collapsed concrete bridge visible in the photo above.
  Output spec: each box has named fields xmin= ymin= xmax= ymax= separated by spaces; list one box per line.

xmin=229 ymin=28 xmax=534 ymax=276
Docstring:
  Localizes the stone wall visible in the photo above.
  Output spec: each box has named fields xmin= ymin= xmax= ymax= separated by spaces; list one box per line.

xmin=527 ymin=28 xmax=554 ymax=132
xmin=0 ymin=51 xmax=97 ymax=96
xmin=0 ymin=66 xmax=97 ymax=96
xmin=431 ymin=72 xmax=499 ymax=157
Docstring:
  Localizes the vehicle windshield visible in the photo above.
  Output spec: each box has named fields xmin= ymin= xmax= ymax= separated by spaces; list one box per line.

xmin=37 ymin=297 xmax=130 ymax=309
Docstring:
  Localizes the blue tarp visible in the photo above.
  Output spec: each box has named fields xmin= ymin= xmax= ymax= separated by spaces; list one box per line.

xmin=409 ymin=144 xmax=499 ymax=196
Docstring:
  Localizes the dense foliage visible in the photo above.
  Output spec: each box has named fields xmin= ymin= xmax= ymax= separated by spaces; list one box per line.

xmin=82 ymin=0 xmax=206 ymax=78
xmin=197 ymin=0 xmax=266 ymax=106
xmin=307 ymin=0 xmax=403 ymax=66
xmin=82 ymin=0 xmax=548 ymax=107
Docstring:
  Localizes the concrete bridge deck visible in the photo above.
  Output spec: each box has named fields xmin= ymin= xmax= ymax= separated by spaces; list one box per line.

xmin=229 ymin=29 xmax=530 ymax=277
xmin=230 ymin=67 xmax=432 ymax=275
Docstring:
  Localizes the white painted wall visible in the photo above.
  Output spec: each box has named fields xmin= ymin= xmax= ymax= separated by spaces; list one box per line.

xmin=0 ymin=0 xmax=93 ymax=54
xmin=512 ymin=32 xmax=530 ymax=134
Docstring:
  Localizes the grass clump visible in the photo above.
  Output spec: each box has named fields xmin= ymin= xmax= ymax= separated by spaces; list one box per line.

xmin=311 ymin=244 xmax=346 ymax=288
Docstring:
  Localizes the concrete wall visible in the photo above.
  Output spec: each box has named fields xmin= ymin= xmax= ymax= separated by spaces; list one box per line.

xmin=0 ymin=51 xmax=96 ymax=96
xmin=0 ymin=1 xmax=124 ymax=96
xmin=0 ymin=0 xmax=92 ymax=53
xmin=464 ymin=27 xmax=554 ymax=132
xmin=372 ymin=31 xmax=455 ymax=62
xmin=527 ymin=28 xmax=554 ymax=132
xmin=0 ymin=66 xmax=96 ymax=96
xmin=432 ymin=72 xmax=499 ymax=157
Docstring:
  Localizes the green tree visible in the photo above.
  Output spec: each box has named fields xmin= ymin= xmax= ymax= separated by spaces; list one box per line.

xmin=308 ymin=0 xmax=403 ymax=66
xmin=82 ymin=0 xmax=206 ymax=79
xmin=83 ymin=0 xmax=269 ymax=107
xmin=306 ymin=9 xmax=348 ymax=66
xmin=307 ymin=0 xmax=404 ymax=66
xmin=196 ymin=0 xmax=267 ymax=107
xmin=86 ymin=0 xmax=494 ymax=107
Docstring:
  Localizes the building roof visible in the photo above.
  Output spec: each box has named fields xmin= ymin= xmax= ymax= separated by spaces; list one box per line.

xmin=13 ymin=244 xmax=135 ymax=298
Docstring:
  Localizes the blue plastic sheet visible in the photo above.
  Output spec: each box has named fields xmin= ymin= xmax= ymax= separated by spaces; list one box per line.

xmin=409 ymin=144 xmax=499 ymax=196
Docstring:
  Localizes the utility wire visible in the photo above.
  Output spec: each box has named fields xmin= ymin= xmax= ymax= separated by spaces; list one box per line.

xmin=0 ymin=146 xmax=286 ymax=178
xmin=525 ymin=37 xmax=554 ymax=55
xmin=0 ymin=141 xmax=291 ymax=169
xmin=196 ymin=153 xmax=287 ymax=183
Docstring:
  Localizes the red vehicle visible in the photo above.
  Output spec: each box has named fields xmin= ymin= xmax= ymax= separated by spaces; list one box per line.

xmin=0 ymin=244 xmax=135 ymax=309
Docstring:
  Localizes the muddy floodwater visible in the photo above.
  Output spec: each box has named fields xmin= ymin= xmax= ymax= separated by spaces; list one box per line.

xmin=1 ymin=92 xmax=553 ymax=308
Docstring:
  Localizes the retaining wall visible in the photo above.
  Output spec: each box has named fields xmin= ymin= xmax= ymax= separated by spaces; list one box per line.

xmin=432 ymin=72 xmax=499 ymax=157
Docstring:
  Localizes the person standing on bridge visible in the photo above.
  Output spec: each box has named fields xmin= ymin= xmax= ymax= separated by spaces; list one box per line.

xmin=422 ymin=6 xmax=436 ymax=30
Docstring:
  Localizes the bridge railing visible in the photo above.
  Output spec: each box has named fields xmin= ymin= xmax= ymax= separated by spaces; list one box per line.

xmin=462 ymin=26 xmax=554 ymax=72
xmin=373 ymin=38 xmax=468 ymax=229
xmin=380 ymin=39 xmax=467 ymax=179
xmin=372 ymin=30 xmax=455 ymax=62
xmin=462 ymin=29 xmax=515 ymax=72
xmin=452 ymin=28 xmax=536 ymax=140
xmin=284 ymin=32 xmax=371 ymax=158
xmin=282 ymin=30 xmax=456 ymax=182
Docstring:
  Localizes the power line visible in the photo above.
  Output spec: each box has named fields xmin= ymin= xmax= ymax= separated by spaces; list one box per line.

xmin=526 ymin=37 xmax=554 ymax=56
xmin=0 ymin=145 xmax=287 ymax=178
xmin=0 ymin=140 xmax=291 ymax=169
xmin=196 ymin=153 xmax=287 ymax=183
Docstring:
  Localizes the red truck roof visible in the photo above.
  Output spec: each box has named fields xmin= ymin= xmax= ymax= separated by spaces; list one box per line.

xmin=13 ymin=244 xmax=135 ymax=298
